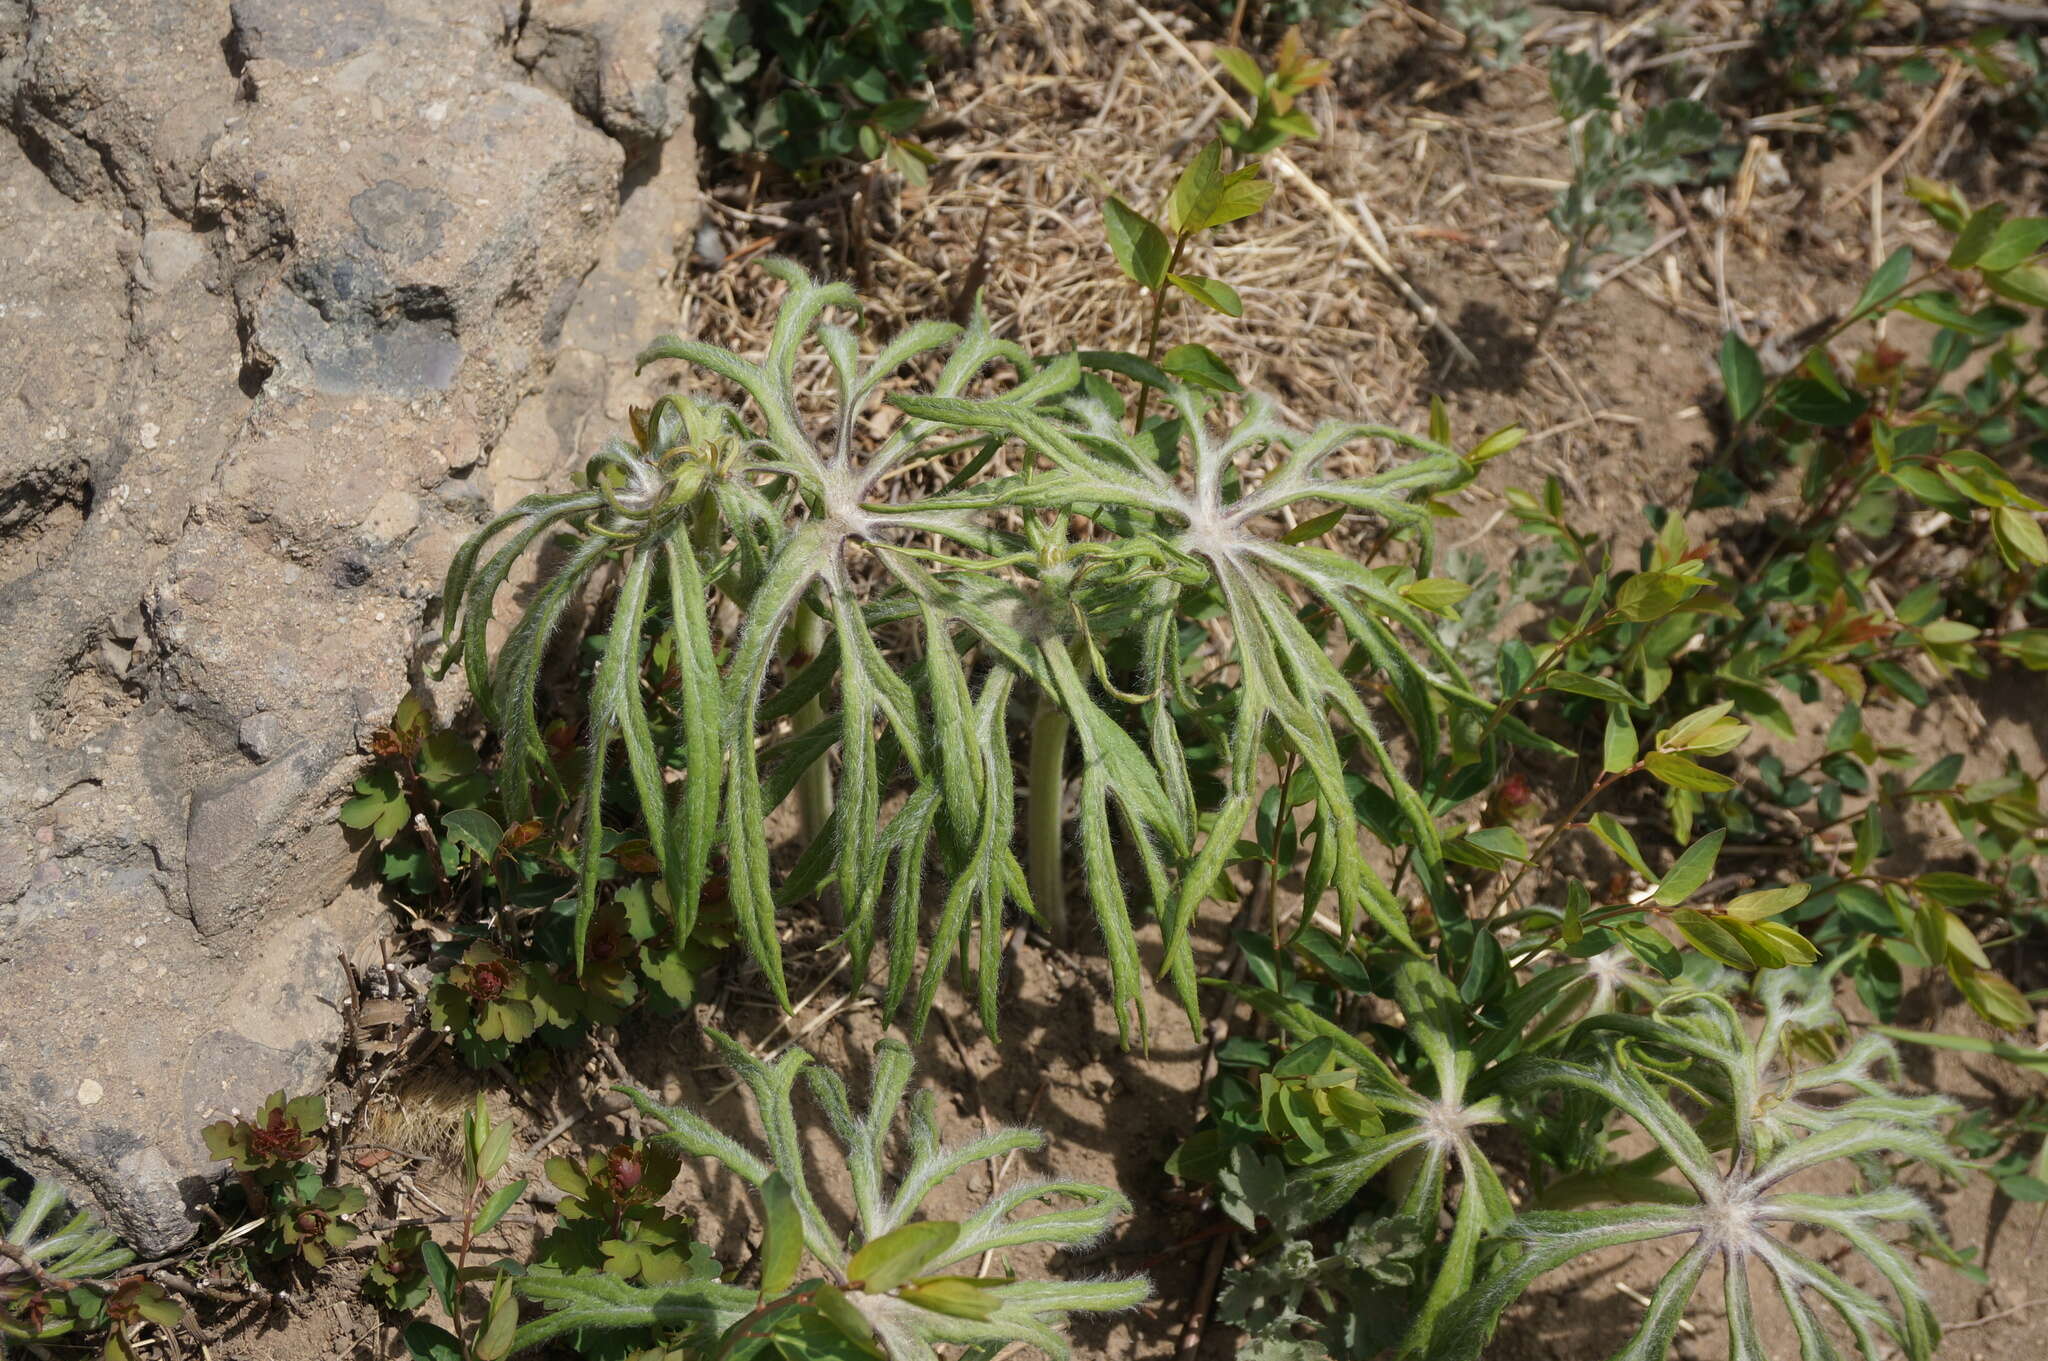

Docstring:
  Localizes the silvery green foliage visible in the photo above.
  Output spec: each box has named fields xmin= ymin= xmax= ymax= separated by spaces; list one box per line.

xmin=511 ymin=1032 xmax=1146 ymax=1360
xmin=1220 ymin=1219 xmax=1427 ymax=1360
xmin=1 ymin=1174 xmax=134 ymax=1282
xmin=442 ymin=259 xmax=1062 ymax=1028
xmin=1 ymin=1173 xmax=135 ymax=1345
xmin=441 ymin=258 xmax=1471 ymax=1039
xmin=1431 ymin=544 xmax=1570 ymax=696
xmin=1433 ymin=975 xmax=1959 ymax=1361
xmin=1518 ymin=946 xmax=1665 ymax=1048
xmin=1440 ymin=0 xmax=1533 ymax=68
xmin=1548 ymin=50 xmax=1720 ymax=300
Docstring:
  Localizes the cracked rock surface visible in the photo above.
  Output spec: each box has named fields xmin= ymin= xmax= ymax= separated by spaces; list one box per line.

xmin=0 ymin=0 xmax=714 ymax=1253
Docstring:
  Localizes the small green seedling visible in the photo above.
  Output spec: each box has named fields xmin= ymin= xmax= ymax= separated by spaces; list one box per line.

xmin=1542 ymin=50 xmax=1719 ymax=337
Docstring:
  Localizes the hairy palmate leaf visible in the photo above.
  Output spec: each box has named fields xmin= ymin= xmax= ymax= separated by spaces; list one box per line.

xmin=897 ymin=368 xmax=1481 ymax=965
xmin=511 ymin=1032 xmax=1146 ymax=1359
xmin=1434 ymin=972 xmax=1959 ymax=1361
xmin=441 ymin=258 xmax=1468 ymax=1038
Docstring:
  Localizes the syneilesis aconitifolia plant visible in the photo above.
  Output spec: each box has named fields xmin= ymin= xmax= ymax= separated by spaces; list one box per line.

xmin=512 ymin=1032 xmax=1147 ymax=1358
xmin=441 ymin=262 xmax=1071 ymax=1029
xmin=440 ymin=258 xmax=1477 ymax=1038
xmin=901 ymin=368 xmax=1486 ymax=974
xmin=1435 ymin=971 xmax=1959 ymax=1361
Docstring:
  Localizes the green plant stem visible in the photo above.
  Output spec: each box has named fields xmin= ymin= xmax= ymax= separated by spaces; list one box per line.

xmin=777 ymin=595 xmax=839 ymax=930
xmin=1268 ymin=756 xmax=1299 ymax=950
xmin=1490 ymin=762 xmax=1641 ymax=917
xmin=1470 ymin=607 xmax=1619 ymax=754
xmin=1718 ymin=265 xmax=1941 ymax=462
xmin=1131 ymin=235 xmax=1191 ymax=434
xmin=453 ymin=1181 xmax=479 ymax=1358
xmin=1027 ymin=685 xmax=1073 ymax=947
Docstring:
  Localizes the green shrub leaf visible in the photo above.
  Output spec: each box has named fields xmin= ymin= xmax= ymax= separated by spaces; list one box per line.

xmin=1103 ymin=197 xmax=1170 ymax=289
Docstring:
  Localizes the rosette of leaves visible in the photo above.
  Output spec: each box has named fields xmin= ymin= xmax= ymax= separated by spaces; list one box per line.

xmin=512 ymin=1031 xmax=1148 ymax=1359
xmin=532 ymin=903 xmax=642 ymax=1030
xmin=444 ymin=259 xmax=1477 ymax=1039
xmin=364 ymin=1225 xmax=434 ymax=1313
xmin=446 ymin=261 xmax=1169 ymax=1037
xmin=200 ymin=1089 xmax=369 ymax=1269
xmin=271 ymin=1184 xmax=368 ymax=1268
xmin=1432 ymin=978 xmax=1959 ymax=1361
xmin=340 ymin=695 xmax=504 ymax=899
xmin=429 ymin=941 xmax=542 ymax=1063
xmin=536 ymin=1142 xmax=713 ymax=1285
xmin=1 ymin=1174 xmax=134 ymax=1346
xmin=202 ymin=1090 xmax=326 ymax=1176
xmin=1516 ymin=946 xmax=1665 ymax=1048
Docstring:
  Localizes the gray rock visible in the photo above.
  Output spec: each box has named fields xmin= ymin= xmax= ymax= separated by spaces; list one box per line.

xmin=203 ymin=36 xmax=623 ymax=433
xmin=258 ymin=274 xmax=464 ymax=398
xmin=513 ymin=0 xmax=702 ymax=148
xmin=0 ymin=0 xmax=716 ymax=1253
xmin=227 ymin=0 xmax=391 ymax=68
xmin=237 ymin=711 xmax=283 ymax=761
xmin=185 ymin=731 xmax=356 ymax=937
xmin=0 ymin=875 xmax=386 ymax=1251
xmin=349 ymin=179 xmax=457 ymax=264
xmin=6 ymin=0 xmax=239 ymax=219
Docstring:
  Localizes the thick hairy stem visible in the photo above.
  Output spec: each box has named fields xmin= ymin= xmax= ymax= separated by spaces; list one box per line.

xmin=785 ymin=601 xmax=837 ymax=924
xmin=1026 ymin=686 xmax=1073 ymax=947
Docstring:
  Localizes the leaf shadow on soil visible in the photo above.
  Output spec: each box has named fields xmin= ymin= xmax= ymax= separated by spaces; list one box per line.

xmin=1426 ymin=299 xmax=1536 ymax=393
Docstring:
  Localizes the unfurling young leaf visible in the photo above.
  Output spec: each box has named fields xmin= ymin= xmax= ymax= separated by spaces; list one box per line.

xmin=759 ymin=1171 xmax=803 ymax=1297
